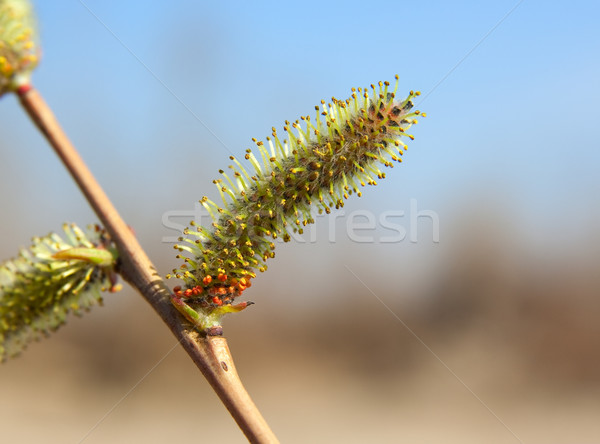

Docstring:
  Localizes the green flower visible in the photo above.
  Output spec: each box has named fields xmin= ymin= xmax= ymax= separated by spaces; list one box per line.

xmin=0 ymin=0 xmax=38 ymax=96
xmin=0 ymin=224 xmax=120 ymax=361
xmin=168 ymin=76 xmax=424 ymax=332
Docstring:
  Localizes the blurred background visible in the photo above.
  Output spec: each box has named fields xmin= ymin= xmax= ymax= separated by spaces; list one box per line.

xmin=1 ymin=0 xmax=599 ymax=442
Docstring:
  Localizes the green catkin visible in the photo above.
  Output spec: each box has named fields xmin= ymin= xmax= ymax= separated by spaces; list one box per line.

xmin=168 ymin=77 xmax=424 ymax=329
xmin=0 ymin=224 xmax=120 ymax=361
xmin=0 ymin=0 xmax=39 ymax=96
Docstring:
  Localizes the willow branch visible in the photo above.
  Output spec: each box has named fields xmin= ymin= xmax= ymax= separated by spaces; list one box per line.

xmin=16 ymin=85 xmax=278 ymax=444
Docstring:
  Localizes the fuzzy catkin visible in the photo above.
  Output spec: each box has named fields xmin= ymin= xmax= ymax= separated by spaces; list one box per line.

xmin=170 ymin=77 xmax=423 ymax=309
xmin=0 ymin=224 xmax=119 ymax=361
xmin=0 ymin=0 xmax=38 ymax=96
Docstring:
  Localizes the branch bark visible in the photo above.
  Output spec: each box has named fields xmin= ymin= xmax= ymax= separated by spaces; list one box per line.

xmin=17 ymin=85 xmax=279 ymax=444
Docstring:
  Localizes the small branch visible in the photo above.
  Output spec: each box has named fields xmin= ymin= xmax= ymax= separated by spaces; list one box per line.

xmin=17 ymin=85 xmax=279 ymax=444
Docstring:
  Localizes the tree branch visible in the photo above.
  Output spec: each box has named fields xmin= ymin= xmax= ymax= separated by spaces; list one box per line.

xmin=17 ymin=85 xmax=279 ymax=444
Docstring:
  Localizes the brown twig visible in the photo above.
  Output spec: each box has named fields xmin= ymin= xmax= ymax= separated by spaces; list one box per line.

xmin=17 ymin=85 xmax=279 ymax=444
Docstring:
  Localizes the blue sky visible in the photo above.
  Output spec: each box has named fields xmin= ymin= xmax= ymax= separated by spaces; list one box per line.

xmin=1 ymin=1 xmax=600 ymax=295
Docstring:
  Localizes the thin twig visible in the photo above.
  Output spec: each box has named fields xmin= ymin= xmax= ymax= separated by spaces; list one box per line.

xmin=17 ymin=85 xmax=279 ymax=444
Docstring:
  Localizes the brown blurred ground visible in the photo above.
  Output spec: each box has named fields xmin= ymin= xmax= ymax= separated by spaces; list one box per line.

xmin=1 ymin=205 xmax=600 ymax=444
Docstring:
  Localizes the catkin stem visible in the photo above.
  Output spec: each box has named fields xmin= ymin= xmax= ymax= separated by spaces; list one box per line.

xmin=17 ymin=85 xmax=279 ymax=444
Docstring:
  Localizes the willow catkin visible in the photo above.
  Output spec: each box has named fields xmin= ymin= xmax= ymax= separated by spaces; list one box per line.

xmin=168 ymin=77 xmax=424 ymax=330
xmin=0 ymin=0 xmax=39 ymax=96
xmin=0 ymin=224 xmax=120 ymax=361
